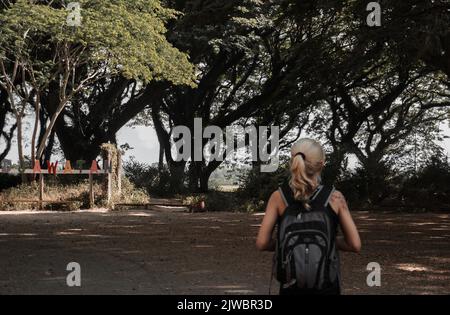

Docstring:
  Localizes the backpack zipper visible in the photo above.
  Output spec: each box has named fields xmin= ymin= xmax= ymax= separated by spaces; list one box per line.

xmin=305 ymin=245 xmax=310 ymax=264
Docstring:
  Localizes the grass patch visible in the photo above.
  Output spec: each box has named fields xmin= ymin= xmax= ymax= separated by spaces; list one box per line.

xmin=0 ymin=176 xmax=150 ymax=211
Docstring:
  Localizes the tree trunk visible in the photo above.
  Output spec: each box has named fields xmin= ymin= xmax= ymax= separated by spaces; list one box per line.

xmin=188 ymin=162 xmax=201 ymax=192
xmin=0 ymin=90 xmax=15 ymax=162
xmin=36 ymin=99 xmax=66 ymax=159
xmin=43 ymin=129 xmax=56 ymax=163
xmin=158 ymin=141 xmax=164 ymax=171
xmin=0 ymin=124 xmax=16 ymax=164
xmin=323 ymin=148 xmax=346 ymax=184
xmin=200 ymin=160 xmax=223 ymax=193
xmin=31 ymin=93 xmax=40 ymax=164
xmin=151 ymin=101 xmax=188 ymax=193
xmin=199 ymin=169 xmax=211 ymax=193
xmin=168 ymin=161 xmax=186 ymax=193
xmin=361 ymin=156 xmax=390 ymax=205
xmin=16 ymin=115 xmax=26 ymax=182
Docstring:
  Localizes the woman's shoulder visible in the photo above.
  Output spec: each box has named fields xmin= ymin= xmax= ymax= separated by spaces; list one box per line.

xmin=331 ymin=190 xmax=345 ymax=200
xmin=269 ymin=190 xmax=287 ymax=214
xmin=270 ymin=189 xmax=283 ymax=203
xmin=329 ymin=190 xmax=347 ymax=215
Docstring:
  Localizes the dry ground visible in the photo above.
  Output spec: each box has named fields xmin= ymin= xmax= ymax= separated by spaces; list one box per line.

xmin=0 ymin=207 xmax=449 ymax=295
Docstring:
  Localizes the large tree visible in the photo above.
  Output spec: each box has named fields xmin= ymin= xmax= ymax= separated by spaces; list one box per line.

xmin=148 ymin=0 xmax=349 ymax=192
xmin=303 ymin=0 xmax=450 ymax=183
xmin=0 ymin=0 xmax=195 ymax=168
xmin=0 ymin=87 xmax=16 ymax=163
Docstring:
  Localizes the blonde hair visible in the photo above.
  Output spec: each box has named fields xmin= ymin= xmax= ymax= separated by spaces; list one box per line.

xmin=289 ymin=139 xmax=325 ymax=209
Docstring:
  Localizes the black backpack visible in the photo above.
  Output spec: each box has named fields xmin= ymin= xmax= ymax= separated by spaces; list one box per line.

xmin=274 ymin=184 xmax=341 ymax=291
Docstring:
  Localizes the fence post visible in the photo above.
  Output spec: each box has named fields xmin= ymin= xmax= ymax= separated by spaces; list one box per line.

xmin=117 ymin=151 xmax=122 ymax=196
xmin=89 ymin=173 xmax=94 ymax=209
xmin=101 ymin=143 xmax=118 ymax=208
xmin=38 ymin=173 xmax=44 ymax=210
xmin=106 ymin=151 xmax=112 ymax=205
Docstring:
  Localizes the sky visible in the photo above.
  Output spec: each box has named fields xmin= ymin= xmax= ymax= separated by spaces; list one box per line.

xmin=117 ymin=126 xmax=160 ymax=164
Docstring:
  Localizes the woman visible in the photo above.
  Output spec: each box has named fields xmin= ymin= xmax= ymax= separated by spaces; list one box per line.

xmin=256 ymin=138 xmax=361 ymax=295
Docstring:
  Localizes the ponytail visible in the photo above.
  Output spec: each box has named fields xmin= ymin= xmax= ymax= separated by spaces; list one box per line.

xmin=289 ymin=154 xmax=317 ymax=209
xmin=289 ymin=139 xmax=325 ymax=209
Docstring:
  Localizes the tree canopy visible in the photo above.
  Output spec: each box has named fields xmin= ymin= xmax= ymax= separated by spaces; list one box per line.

xmin=0 ymin=0 xmax=449 ymax=200
xmin=0 ymin=0 xmax=196 ymax=168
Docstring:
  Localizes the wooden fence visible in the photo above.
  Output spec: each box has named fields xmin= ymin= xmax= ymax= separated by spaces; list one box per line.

xmin=0 ymin=149 xmax=122 ymax=210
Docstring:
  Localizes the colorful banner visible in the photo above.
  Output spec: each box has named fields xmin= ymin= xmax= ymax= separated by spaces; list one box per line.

xmin=0 ymin=159 xmax=112 ymax=175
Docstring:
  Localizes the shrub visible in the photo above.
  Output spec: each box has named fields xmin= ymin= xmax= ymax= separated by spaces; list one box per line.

xmin=123 ymin=158 xmax=171 ymax=196
xmin=237 ymin=163 xmax=290 ymax=212
xmin=400 ymin=154 xmax=450 ymax=209
xmin=113 ymin=177 xmax=150 ymax=206
xmin=0 ymin=174 xmax=21 ymax=191
xmin=333 ymin=154 xmax=450 ymax=211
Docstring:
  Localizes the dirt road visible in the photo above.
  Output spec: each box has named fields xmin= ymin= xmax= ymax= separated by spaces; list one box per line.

xmin=0 ymin=208 xmax=449 ymax=294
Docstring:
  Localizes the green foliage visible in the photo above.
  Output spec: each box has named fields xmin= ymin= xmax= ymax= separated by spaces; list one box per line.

xmin=123 ymin=158 xmax=171 ymax=196
xmin=0 ymin=0 xmax=196 ymax=85
xmin=112 ymin=176 xmax=150 ymax=205
xmin=237 ymin=163 xmax=290 ymax=212
xmin=400 ymin=153 xmax=450 ymax=209
xmin=0 ymin=174 xmax=21 ymax=191
xmin=0 ymin=0 xmax=448 ymax=213
xmin=333 ymin=152 xmax=450 ymax=211
xmin=335 ymin=162 xmax=395 ymax=208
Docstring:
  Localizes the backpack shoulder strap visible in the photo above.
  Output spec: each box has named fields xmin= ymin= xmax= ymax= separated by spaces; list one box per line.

xmin=312 ymin=184 xmax=335 ymax=207
xmin=279 ymin=183 xmax=335 ymax=208
xmin=278 ymin=182 xmax=294 ymax=207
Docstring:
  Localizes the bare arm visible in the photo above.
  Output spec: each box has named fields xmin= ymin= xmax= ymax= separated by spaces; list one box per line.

xmin=329 ymin=191 xmax=362 ymax=253
xmin=256 ymin=191 xmax=282 ymax=251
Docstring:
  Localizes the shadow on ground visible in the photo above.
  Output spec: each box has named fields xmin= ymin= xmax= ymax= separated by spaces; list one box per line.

xmin=0 ymin=208 xmax=449 ymax=294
